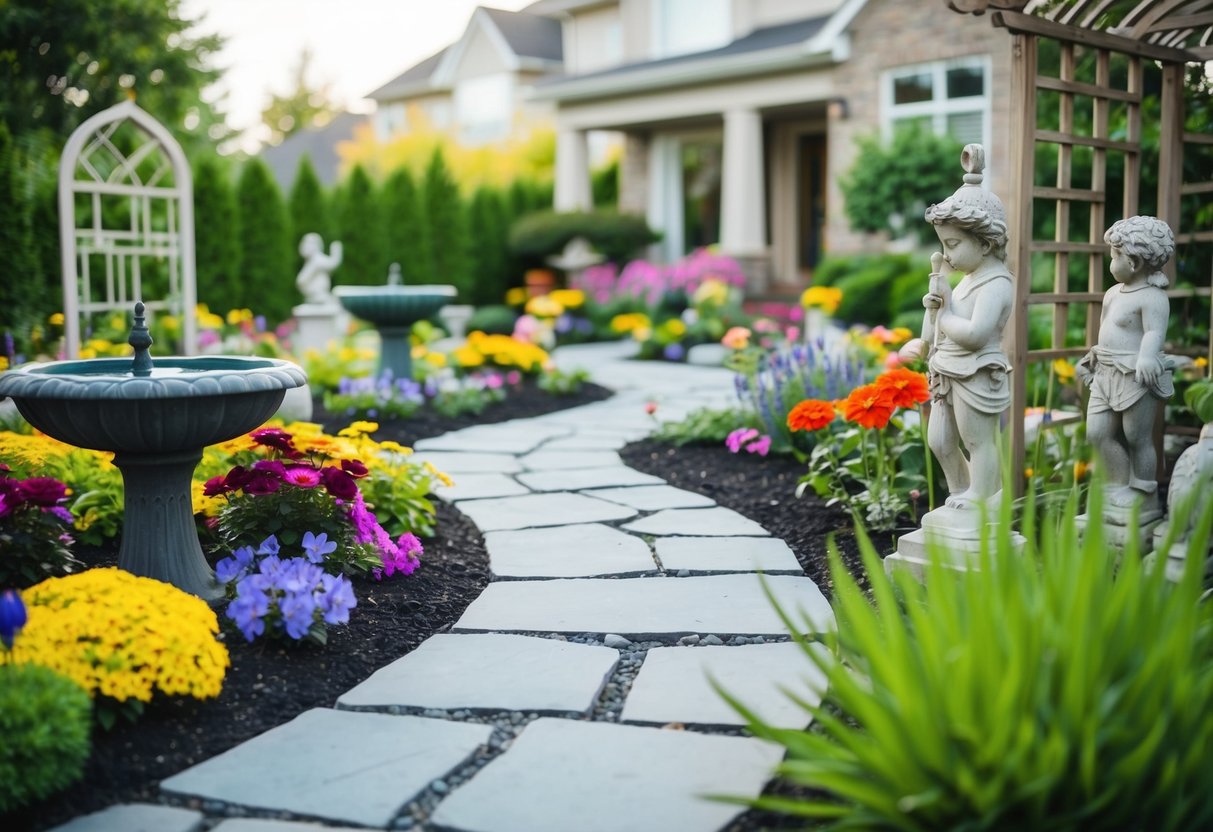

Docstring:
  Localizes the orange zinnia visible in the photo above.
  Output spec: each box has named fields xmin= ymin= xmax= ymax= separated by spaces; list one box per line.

xmin=875 ymin=367 xmax=930 ymax=408
xmin=843 ymin=383 xmax=897 ymax=429
xmin=787 ymin=399 xmax=836 ymax=432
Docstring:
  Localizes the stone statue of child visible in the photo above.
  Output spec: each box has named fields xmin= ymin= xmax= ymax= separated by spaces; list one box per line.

xmin=901 ymin=145 xmax=1014 ymax=511
xmin=296 ymin=232 xmax=343 ymax=306
xmin=1076 ymin=215 xmax=1175 ymax=513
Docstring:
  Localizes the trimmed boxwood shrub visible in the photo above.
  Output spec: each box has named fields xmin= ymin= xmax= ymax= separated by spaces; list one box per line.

xmin=508 ymin=210 xmax=660 ymax=266
xmin=466 ymin=304 xmax=519 ymax=336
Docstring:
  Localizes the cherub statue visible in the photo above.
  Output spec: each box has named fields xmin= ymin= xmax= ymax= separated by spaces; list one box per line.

xmin=1076 ymin=216 xmax=1175 ymax=513
xmin=900 ymin=145 xmax=1013 ymax=510
xmin=296 ymin=232 xmax=343 ymax=306
xmin=1155 ymin=422 xmax=1213 ymax=571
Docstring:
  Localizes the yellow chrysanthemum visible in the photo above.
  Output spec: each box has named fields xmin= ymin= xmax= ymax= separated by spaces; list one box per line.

xmin=453 ymin=345 xmax=485 ymax=368
xmin=800 ymin=286 xmax=843 ymax=314
xmin=504 ymin=286 xmax=528 ymax=306
xmin=48 ymin=312 xmax=66 ymax=326
xmin=338 ymin=420 xmax=380 ymax=438
xmin=525 ymin=295 xmax=564 ymax=318
xmin=548 ymin=289 xmax=585 ymax=309
xmin=1052 ymin=358 xmax=1076 ymax=383
xmin=424 ymin=352 xmax=448 ymax=369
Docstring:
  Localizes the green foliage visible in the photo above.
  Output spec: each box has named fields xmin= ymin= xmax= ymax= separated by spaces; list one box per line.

xmin=466 ymin=304 xmax=519 ymax=336
xmin=508 ymin=210 xmax=660 ymax=266
xmin=0 ymin=476 xmax=82 ymax=589
xmin=724 ymin=485 xmax=1213 ymax=831
xmin=193 ymin=155 xmax=242 ymax=317
xmin=236 ymin=157 xmax=292 ymax=322
xmin=591 ymin=157 xmax=619 ymax=208
xmin=288 ymin=155 xmax=331 ymax=250
xmin=0 ymin=121 xmax=43 ymax=352
xmin=811 ymin=253 xmax=924 ymax=327
xmin=0 ymin=664 xmax=92 ymax=813
xmin=335 ymin=163 xmax=387 ymax=286
xmin=1184 ymin=379 xmax=1213 ymax=424
xmin=422 ymin=148 xmax=472 ymax=298
xmin=467 ymin=186 xmax=512 ymax=306
xmin=839 ymin=125 xmax=963 ymax=245
xmin=537 ymin=366 xmax=590 ymax=396
xmin=382 ymin=166 xmax=431 ymax=285
xmin=653 ymin=407 xmax=759 ymax=447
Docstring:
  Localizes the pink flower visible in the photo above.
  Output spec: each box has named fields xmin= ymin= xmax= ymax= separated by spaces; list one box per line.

xmin=506 ymin=371 xmax=522 ymax=386
xmin=644 ymin=402 xmax=658 ymax=415
xmin=203 ymin=475 xmax=232 ymax=497
xmin=884 ymin=351 xmax=903 ymax=370
xmin=17 ymin=477 xmax=67 ymax=507
xmin=721 ymin=327 xmax=752 ymax=350
xmin=251 ymin=428 xmax=297 ymax=455
xmin=484 ymin=373 xmax=504 ymax=390
xmin=725 ymin=427 xmax=759 ymax=454
xmin=745 ymin=435 xmax=772 ymax=456
xmin=786 ymin=326 xmax=801 ymax=341
xmin=282 ymin=466 xmax=322 ymax=488
xmin=322 ymin=467 xmax=358 ymax=501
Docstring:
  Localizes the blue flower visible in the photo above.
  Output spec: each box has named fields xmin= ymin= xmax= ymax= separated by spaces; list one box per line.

xmin=257 ymin=535 xmax=280 ymax=556
xmin=663 ymin=343 xmax=685 ymax=362
xmin=275 ymin=558 xmax=323 ymax=594
xmin=215 ymin=556 xmax=246 ymax=584
xmin=227 ymin=582 xmax=270 ymax=642
xmin=317 ymin=574 xmax=357 ymax=625
xmin=301 ymin=531 xmax=337 ymax=564
xmin=232 ymin=545 xmax=256 ymax=569
xmin=279 ymin=591 xmax=317 ymax=640
xmin=0 ymin=589 xmax=27 ymax=649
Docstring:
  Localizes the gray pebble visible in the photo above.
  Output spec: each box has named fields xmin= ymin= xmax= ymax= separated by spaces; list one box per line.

xmin=604 ymin=633 xmax=631 ymax=649
xmin=677 ymin=569 xmax=691 ymax=577
xmin=432 ymin=780 xmax=449 ymax=795
xmin=702 ymin=634 xmax=724 ymax=646
xmin=678 ymin=634 xmax=700 ymax=646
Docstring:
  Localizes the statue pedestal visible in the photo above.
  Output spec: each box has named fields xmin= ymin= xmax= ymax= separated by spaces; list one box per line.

xmin=885 ymin=506 xmax=1024 ymax=580
xmin=292 ymin=302 xmax=343 ymax=357
xmin=1144 ymin=522 xmax=1212 ymax=582
xmin=1075 ymin=501 xmax=1163 ymax=554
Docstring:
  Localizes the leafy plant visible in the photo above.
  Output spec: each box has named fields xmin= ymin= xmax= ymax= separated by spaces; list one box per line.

xmin=1185 ymin=378 xmax=1213 ymax=424
xmin=653 ymin=407 xmax=759 ymax=447
xmin=0 ymin=469 xmax=81 ymax=587
xmin=0 ymin=663 xmax=92 ymax=812
xmin=721 ymin=483 xmax=1213 ymax=831
xmin=508 ymin=209 xmax=659 ymax=266
xmin=537 ymin=366 xmax=590 ymax=396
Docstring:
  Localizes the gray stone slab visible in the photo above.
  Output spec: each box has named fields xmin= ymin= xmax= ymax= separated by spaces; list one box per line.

xmin=408 ymin=451 xmax=522 ymax=474
xmin=623 ymin=507 xmax=770 ymax=537
xmin=585 ymin=485 xmax=715 ymax=511
xmin=539 ymin=435 xmax=629 ymax=451
xmin=515 ymin=466 xmax=664 ymax=492
xmin=414 ymin=423 xmax=569 ymax=454
xmin=434 ymin=473 xmax=530 ymax=502
xmin=338 ymin=633 xmax=617 ymax=713
xmin=621 ymin=642 xmax=828 ymax=729
xmin=453 ymin=574 xmax=835 ymax=637
xmin=429 ymin=717 xmax=783 ymax=832
xmin=49 ymin=804 xmax=203 ymax=832
xmin=455 ymin=492 xmax=638 ymax=531
xmin=656 ymin=536 xmax=801 ymax=574
xmin=161 ymin=709 xmax=491 ymax=828
xmin=211 ymin=821 xmax=367 ymax=832
xmin=519 ymin=450 xmax=622 ymax=470
xmin=485 ymin=523 xmax=656 ymax=578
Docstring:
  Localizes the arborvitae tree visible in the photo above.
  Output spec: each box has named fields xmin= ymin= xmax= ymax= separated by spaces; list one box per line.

xmin=382 ymin=166 xmax=432 ymax=285
xmin=422 ymin=148 xmax=472 ymax=300
xmin=335 ymin=164 xmax=387 ymax=286
xmin=0 ymin=123 xmax=42 ymax=353
xmin=466 ymin=186 xmax=510 ymax=306
xmin=235 ymin=157 xmax=293 ymax=323
xmin=288 ymin=155 xmax=330 ymax=253
xmin=193 ymin=155 xmax=242 ymax=315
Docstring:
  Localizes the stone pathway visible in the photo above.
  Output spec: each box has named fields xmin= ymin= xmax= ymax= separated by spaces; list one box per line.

xmin=58 ymin=342 xmax=837 ymax=832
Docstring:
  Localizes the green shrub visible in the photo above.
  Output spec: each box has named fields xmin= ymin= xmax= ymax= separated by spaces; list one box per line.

xmin=653 ymin=407 xmax=759 ymax=447
xmin=508 ymin=210 xmax=660 ymax=265
xmin=467 ymin=305 xmax=518 ymax=336
xmin=723 ymin=486 xmax=1213 ymax=831
xmin=0 ymin=664 xmax=92 ymax=812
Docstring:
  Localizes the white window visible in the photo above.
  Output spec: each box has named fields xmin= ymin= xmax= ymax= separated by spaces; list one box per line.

xmin=882 ymin=57 xmax=991 ymax=150
xmin=453 ymin=73 xmax=513 ymax=143
xmin=651 ymin=0 xmax=731 ymax=59
xmin=374 ymin=102 xmax=407 ymax=141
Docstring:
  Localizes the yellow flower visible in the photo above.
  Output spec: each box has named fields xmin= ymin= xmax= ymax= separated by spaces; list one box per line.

xmin=425 ymin=351 xmax=448 ymax=369
xmin=1052 ymin=358 xmax=1075 ymax=384
xmin=525 ymin=295 xmax=564 ymax=318
xmin=548 ymin=289 xmax=585 ymax=309
xmin=423 ymin=461 xmax=454 ymax=488
xmin=338 ymin=420 xmax=380 ymax=437
xmin=610 ymin=313 xmax=651 ymax=334
xmin=800 ymin=286 xmax=843 ymax=314
xmin=1196 ymin=356 xmax=1209 ymax=370
xmin=658 ymin=319 xmax=687 ymax=338
xmin=504 ymin=287 xmax=528 ymax=306
xmin=227 ymin=308 xmax=252 ymax=326
xmin=377 ymin=440 xmax=412 ymax=455
xmin=412 ymin=344 xmax=428 ymax=359
xmin=0 ymin=356 xmax=7 ymax=371
xmin=691 ymin=279 xmax=729 ymax=307
xmin=48 ymin=312 xmax=66 ymax=326
xmin=1073 ymin=460 xmax=1089 ymax=480
xmin=453 ymin=345 xmax=485 ymax=367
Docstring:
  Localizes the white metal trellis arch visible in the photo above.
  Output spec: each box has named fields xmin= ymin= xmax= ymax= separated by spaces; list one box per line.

xmin=58 ymin=99 xmax=197 ymax=357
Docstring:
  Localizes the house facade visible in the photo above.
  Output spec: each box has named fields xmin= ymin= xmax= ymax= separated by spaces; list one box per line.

xmin=530 ymin=0 xmax=1013 ymax=293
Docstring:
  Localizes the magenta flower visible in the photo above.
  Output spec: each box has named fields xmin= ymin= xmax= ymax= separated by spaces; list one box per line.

xmin=243 ymin=474 xmax=282 ymax=495
xmin=251 ymin=459 xmax=287 ymax=479
xmin=322 ymin=467 xmax=358 ymax=501
xmin=282 ymin=466 xmax=322 ymax=489
xmin=203 ymin=474 xmax=232 ymax=497
xmin=725 ymin=427 xmax=759 ymax=454
xmin=17 ymin=477 xmax=67 ymax=507
xmin=224 ymin=465 xmax=254 ymax=492
xmin=745 ymin=435 xmax=772 ymax=456
xmin=250 ymin=427 xmax=297 ymax=455
xmin=340 ymin=458 xmax=369 ymax=479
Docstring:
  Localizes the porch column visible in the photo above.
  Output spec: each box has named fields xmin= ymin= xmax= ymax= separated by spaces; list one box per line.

xmin=720 ymin=107 xmax=767 ymax=256
xmin=554 ymin=127 xmax=592 ymax=212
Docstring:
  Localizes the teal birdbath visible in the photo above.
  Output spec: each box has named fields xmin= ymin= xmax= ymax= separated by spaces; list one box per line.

xmin=334 ymin=264 xmax=457 ymax=379
xmin=0 ymin=303 xmax=307 ymax=599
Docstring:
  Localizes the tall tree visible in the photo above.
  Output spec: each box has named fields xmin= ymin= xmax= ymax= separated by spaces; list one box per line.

xmin=193 ymin=155 xmax=241 ymax=314
xmin=335 ymin=164 xmax=386 ymax=286
xmin=235 ymin=157 xmax=292 ymax=323
xmin=260 ymin=47 xmax=339 ymax=147
xmin=288 ymin=155 xmax=331 ymax=254
xmin=422 ymin=149 xmax=472 ymax=300
xmin=466 ymin=187 xmax=510 ymax=306
xmin=382 ymin=166 xmax=431 ymax=285
xmin=0 ymin=122 xmax=43 ymax=352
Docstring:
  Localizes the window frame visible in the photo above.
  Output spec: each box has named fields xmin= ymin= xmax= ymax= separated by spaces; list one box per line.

xmin=880 ymin=56 xmax=993 ymax=152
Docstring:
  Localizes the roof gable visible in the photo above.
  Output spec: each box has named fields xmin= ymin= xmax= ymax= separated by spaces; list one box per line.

xmin=433 ymin=6 xmax=562 ymax=86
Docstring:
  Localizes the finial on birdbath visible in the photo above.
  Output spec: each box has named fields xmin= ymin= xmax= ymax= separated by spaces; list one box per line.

xmin=388 ymin=263 xmax=402 ymax=286
xmin=128 ymin=302 xmax=154 ymax=377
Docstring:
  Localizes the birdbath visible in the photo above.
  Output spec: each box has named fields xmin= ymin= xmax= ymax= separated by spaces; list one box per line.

xmin=0 ymin=303 xmax=307 ymax=599
xmin=333 ymin=263 xmax=457 ymax=379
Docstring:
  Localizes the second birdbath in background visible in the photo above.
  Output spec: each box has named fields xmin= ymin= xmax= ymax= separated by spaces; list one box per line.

xmin=334 ymin=264 xmax=457 ymax=380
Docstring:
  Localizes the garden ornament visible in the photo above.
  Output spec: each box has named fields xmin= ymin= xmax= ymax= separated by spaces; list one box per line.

xmin=1150 ymin=422 xmax=1213 ymax=580
xmin=296 ymin=232 xmax=343 ymax=306
xmin=1076 ymin=216 xmax=1175 ymax=523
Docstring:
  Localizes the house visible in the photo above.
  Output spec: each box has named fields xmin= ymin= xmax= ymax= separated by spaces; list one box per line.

xmin=529 ymin=0 xmax=1013 ymax=293
xmin=366 ymin=6 xmax=564 ymax=146
xmin=261 ymin=111 xmax=370 ymax=190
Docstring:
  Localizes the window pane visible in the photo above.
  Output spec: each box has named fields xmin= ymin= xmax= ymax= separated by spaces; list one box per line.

xmin=893 ymin=72 xmax=933 ymax=104
xmin=893 ymin=115 xmax=931 ymax=135
xmin=946 ymin=111 xmax=984 ymax=145
xmin=946 ymin=66 xmax=984 ymax=99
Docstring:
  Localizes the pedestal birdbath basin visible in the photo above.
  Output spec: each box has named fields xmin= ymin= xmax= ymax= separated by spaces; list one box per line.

xmin=334 ymin=264 xmax=457 ymax=379
xmin=0 ymin=303 xmax=307 ymax=599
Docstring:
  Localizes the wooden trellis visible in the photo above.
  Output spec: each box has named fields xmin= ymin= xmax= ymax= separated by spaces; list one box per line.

xmin=950 ymin=0 xmax=1213 ymax=488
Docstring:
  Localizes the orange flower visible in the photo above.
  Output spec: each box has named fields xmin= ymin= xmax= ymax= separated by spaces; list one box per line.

xmin=875 ymin=367 xmax=930 ymax=408
xmin=787 ymin=399 xmax=836 ymax=432
xmin=843 ymin=384 xmax=897 ymax=429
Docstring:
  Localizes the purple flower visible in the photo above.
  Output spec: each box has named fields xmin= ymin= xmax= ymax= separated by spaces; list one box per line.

xmin=215 ymin=556 xmax=246 ymax=584
xmin=47 ymin=506 xmax=74 ymax=524
xmin=663 ymin=343 xmax=685 ymax=362
xmin=279 ymin=591 xmax=317 ymax=640
xmin=317 ymin=573 xmax=357 ymax=625
xmin=233 ymin=545 xmax=256 ymax=569
xmin=322 ymin=467 xmax=358 ymax=501
xmin=257 ymin=535 xmax=280 ymax=556
xmin=227 ymin=581 xmax=270 ymax=642
xmin=18 ymin=477 xmax=67 ymax=507
xmin=725 ymin=427 xmax=759 ymax=454
xmin=0 ymin=589 xmax=27 ymax=649
xmin=275 ymin=558 xmax=323 ymax=594
xmin=301 ymin=531 xmax=337 ymax=564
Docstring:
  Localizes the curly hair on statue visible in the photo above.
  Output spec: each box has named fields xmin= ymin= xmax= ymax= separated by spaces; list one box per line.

xmin=1105 ymin=215 xmax=1174 ymax=288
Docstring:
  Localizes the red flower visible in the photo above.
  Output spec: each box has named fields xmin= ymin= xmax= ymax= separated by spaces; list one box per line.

xmin=322 ymin=467 xmax=359 ymax=501
xmin=224 ymin=465 xmax=254 ymax=492
xmin=787 ymin=399 xmax=836 ymax=432
xmin=250 ymin=427 xmax=297 ymax=455
xmin=843 ymin=384 xmax=896 ymax=430
xmin=875 ymin=367 xmax=930 ymax=409
xmin=341 ymin=459 xmax=369 ymax=479
xmin=203 ymin=475 xmax=232 ymax=497
xmin=243 ymin=474 xmax=282 ymax=496
xmin=17 ymin=477 xmax=67 ymax=507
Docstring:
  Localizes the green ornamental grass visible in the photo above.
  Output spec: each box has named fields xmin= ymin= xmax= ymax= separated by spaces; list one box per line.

xmin=721 ymin=484 xmax=1213 ymax=831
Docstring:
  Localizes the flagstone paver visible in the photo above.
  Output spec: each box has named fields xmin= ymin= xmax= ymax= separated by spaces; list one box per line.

xmin=407 ymin=451 xmax=523 ymax=474
xmin=161 ymin=709 xmax=492 ymax=828
xmin=655 ymin=536 xmax=801 ymax=573
xmin=429 ymin=718 xmax=784 ymax=832
xmin=538 ymin=434 xmax=630 ymax=451
xmin=484 ymin=523 xmax=657 ymax=578
xmin=623 ymin=507 xmax=771 ymax=537
xmin=519 ymin=449 xmax=622 ymax=470
xmin=434 ymin=473 xmax=530 ymax=502
xmin=453 ymin=574 xmax=834 ymax=638
xmin=338 ymin=633 xmax=618 ymax=713
xmin=621 ymin=642 xmax=829 ymax=729
xmin=49 ymin=804 xmax=204 ymax=832
xmin=413 ymin=422 xmax=571 ymax=454
xmin=584 ymin=484 xmax=716 ymax=511
xmin=454 ymin=492 xmax=638 ymax=532
xmin=516 ymin=466 xmax=665 ymax=492
xmin=210 ymin=821 xmax=366 ymax=832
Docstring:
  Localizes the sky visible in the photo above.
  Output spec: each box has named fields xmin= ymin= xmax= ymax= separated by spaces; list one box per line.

xmin=183 ymin=0 xmax=534 ymax=152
